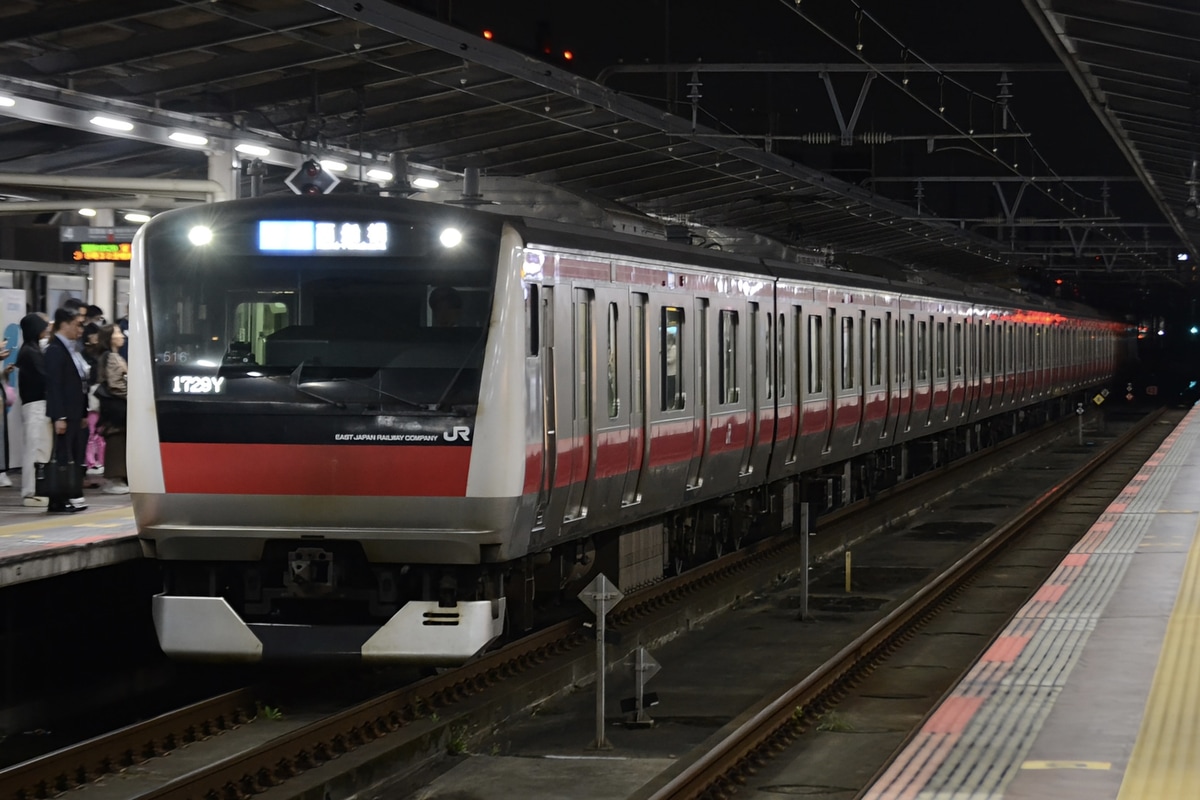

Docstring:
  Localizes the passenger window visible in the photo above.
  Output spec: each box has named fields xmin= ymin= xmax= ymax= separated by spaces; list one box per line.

xmin=525 ymin=284 xmax=539 ymax=356
xmin=661 ymin=306 xmax=685 ymax=411
xmin=777 ymin=313 xmax=786 ymax=399
xmin=916 ymin=320 xmax=928 ymax=381
xmin=840 ymin=316 xmax=855 ymax=390
xmin=869 ymin=317 xmax=882 ymax=386
xmin=719 ymin=310 xmax=739 ymax=404
xmin=808 ymin=314 xmax=824 ymax=393
xmin=607 ymin=302 xmax=619 ymax=418
xmin=765 ymin=313 xmax=773 ymax=401
xmin=954 ymin=322 xmax=963 ymax=377
xmin=936 ymin=321 xmax=946 ymax=379
xmin=575 ymin=293 xmax=591 ymax=420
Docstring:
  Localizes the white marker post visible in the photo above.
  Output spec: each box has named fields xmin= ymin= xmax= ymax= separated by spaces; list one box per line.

xmin=578 ymin=573 xmax=624 ymax=750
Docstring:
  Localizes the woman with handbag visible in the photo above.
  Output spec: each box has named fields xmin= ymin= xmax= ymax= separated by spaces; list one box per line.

xmin=96 ymin=324 xmax=129 ymax=494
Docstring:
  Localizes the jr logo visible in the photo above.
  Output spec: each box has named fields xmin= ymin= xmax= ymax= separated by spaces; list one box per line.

xmin=444 ymin=426 xmax=472 ymax=442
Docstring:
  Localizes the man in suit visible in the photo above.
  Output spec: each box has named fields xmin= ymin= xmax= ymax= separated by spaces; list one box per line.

xmin=43 ymin=306 xmax=89 ymax=513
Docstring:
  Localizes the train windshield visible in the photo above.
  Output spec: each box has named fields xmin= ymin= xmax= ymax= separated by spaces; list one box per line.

xmin=142 ymin=199 xmax=502 ymax=412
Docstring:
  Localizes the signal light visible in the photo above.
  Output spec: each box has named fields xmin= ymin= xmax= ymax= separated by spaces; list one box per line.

xmin=482 ymin=29 xmax=493 ymax=40
xmin=285 ymin=159 xmax=340 ymax=195
xmin=1055 ymin=279 xmax=1063 ymax=285
xmin=562 ymin=50 xmax=574 ymax=61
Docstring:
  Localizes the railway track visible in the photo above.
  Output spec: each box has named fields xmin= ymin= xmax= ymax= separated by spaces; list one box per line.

xmin=0 ymin=409 xmax=1160 ymax=800
xmin=634 ymin=406 xmax=1173 ymax=800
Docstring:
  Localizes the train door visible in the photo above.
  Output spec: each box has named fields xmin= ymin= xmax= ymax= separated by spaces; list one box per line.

xmin=901 ymin=314 xmax=915 ymax=434
xmin=892 ymin=313 xmax=910 ymax=437
xmin=621 ymin=294 xmax=648 ymax=506
xmin=685 ymin=297 xmax=710 ymax=490
xmin=854 ymin=309 xmax=869 ymax=445
xmin=738 ymin=303 xmax=758 ymax=476
xmin=562 ymin=287 xmax=593 ymax=522
xmin=823 ymin=308 xmax=839 ymax=453
xmin=934 ymin=317 xmax=949 ymax=423
xmin=917 ymin=316 xmax=933 ymax=427
xmin=950 ymin=319 xmax=965 ymax=420
xmin=593 ymin=291 xmax=636 ymax=515
xmin=531 ymin=284 xmax=552 ymax=531
xmin=879 ymin=311 xmax=895 ymax=441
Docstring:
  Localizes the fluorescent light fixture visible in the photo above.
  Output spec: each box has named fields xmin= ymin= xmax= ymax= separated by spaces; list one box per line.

xmin=78 ymin=208 xmax=97 ymax=217
xmin=90 ymin=115 xmax=134 ymax=132
xmin=235 ymin=143 xmax=271 ymax=157
xmin=366 ymin=168 xmax=394 ymax=182
xmin=412 ymin=177 xmax=440 ymax=189
xmin=0 ymin=96 xmax=14 ymax=107
xmin=320 ymin=159 xmax=348 ymax=172
xmin=169 ymin=131 xmax=209 ymax=146
xmin=124 ymin=212 xmax=152 ymax=223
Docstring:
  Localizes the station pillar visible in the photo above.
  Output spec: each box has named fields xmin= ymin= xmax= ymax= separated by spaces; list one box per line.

xmin=88 ymin=208 xmax=115 ymax=317
xmin=209 ymin=151 xmax=236 ymax=202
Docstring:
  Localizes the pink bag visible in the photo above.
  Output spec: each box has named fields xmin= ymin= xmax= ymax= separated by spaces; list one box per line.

xmin=3 ymin=384 xmax=14 ymax=408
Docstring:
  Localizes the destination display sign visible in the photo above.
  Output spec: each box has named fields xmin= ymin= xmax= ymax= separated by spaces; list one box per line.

xmin=257 ymin=220 xmax=389 ymax=253
xmin=68 ymin=242 xmax=132 ymax=262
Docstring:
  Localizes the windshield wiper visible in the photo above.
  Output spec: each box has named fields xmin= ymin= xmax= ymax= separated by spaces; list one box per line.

xmin=326 ymin=376 xmax=431 ymax=412
xmin=434 ymin=329 xmax=487 ymax=410
xmin=285 ymin=360 xmax=347 ymax=409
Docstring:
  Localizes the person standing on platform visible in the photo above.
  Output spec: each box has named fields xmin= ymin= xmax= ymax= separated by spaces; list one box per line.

xmin=43 ymin=307 xmax=89 ymax=513
xmin=82 ymin=322 xmax=105 ymax=483
xmin=15 ymin=313 xmax=51 ymax=507
xmin=0 ymin=345 xmax=12 ymax=490
xmin=95 ymin=324 xmax=129 ymax=494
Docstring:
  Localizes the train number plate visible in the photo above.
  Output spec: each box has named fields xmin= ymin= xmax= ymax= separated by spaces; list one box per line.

xmin=170 ymin=375 xmax=226 ymax=394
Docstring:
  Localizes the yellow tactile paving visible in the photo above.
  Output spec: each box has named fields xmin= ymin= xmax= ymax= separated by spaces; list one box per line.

xmin=0 ymin=506 xmax=132 ymax=538
xmin=1116 ymin=511 xmax=1200 ymax=799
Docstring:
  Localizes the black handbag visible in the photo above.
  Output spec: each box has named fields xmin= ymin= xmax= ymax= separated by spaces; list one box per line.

xmin=35 ymin=434 xmax=84 ymax=499
xmin=95 ymin=353 xmax=128 ymax=426
xmin=95 ymin=381 xmax=127 ymax=425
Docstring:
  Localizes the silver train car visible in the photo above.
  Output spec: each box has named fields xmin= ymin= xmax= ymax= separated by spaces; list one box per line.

xmin=128 ymin=194 xmax=1121 ymax=663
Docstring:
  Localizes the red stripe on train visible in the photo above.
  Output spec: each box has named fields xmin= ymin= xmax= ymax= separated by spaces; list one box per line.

xmin=159 ymin=443 xmax=470 ymax=496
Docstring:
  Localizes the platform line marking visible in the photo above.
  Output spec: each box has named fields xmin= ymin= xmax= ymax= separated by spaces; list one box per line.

xmin=1116 ymin=508 xmax=1200 ymax=799
xmin=1022 ymin=760 xmax=1112 ymax=770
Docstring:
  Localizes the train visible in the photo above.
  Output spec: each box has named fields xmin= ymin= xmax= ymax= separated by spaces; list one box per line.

xmin=128 ymin=192 xmax=1122 ymax=663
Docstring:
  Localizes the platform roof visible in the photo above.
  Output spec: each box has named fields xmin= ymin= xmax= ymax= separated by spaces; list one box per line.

xmin=0 ymin=0 xmax=1195 ymax=313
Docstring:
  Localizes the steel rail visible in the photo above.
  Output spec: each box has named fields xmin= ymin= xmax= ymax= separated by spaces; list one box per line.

xmin=0 ymin=689 xmax=257 ymax=799
xmin=642 ymin=406 xmax=1168 ymax=800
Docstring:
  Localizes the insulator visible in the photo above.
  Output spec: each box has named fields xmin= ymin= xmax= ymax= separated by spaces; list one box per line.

xmin=799 ymin=132 xmax=837 ymax=145
xmin=858 ymin=132 xmax=894 ymax=145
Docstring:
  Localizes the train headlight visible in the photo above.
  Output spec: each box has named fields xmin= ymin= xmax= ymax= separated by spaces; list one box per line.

xmin=439 ymin=227 xmax=463 ymax=248
xmin=188 ymin=225 xmax=214 ymax=246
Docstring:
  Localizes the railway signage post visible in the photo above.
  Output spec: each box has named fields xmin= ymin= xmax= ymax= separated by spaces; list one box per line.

xmin=621 ymin=646 xmax=660 ymax=728
xmin=579 ymin=573 xmax=623 ymax=750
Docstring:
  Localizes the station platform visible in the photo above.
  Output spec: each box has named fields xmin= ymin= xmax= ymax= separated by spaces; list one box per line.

xmin=863 ymin=403 xmax=1200 ymax=800
xmin=0 ymin=473 xmax=138 ymax=590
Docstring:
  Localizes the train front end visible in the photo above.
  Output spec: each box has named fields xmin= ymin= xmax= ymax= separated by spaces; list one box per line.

xmin=129 ymin=195 xmax=527 ymax=663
